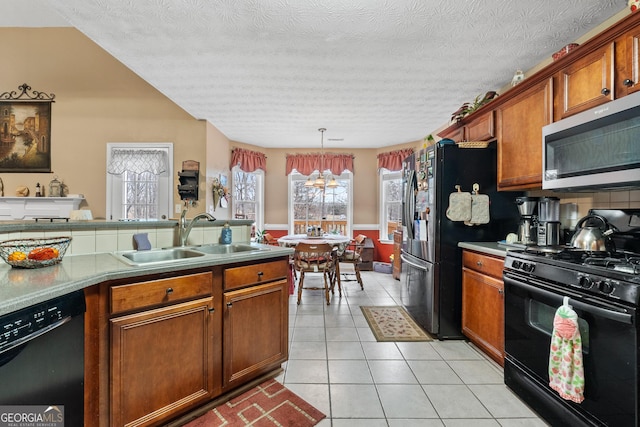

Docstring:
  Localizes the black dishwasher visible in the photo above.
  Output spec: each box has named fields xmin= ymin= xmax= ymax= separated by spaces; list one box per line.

xmin=0 ymin=290 xmax=85 ymax=427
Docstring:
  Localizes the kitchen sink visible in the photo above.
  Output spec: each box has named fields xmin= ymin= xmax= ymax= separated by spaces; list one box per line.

xmin=112 ymin=244 xmax=266 ymax=266
xmin=113 ymin=247 xmax=206 ymax=265
xmin=190 ymin=243 xmax=263 ymax=255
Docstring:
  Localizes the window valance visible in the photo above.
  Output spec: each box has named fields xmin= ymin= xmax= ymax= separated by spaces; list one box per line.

xmin=377 ymin=148 xmax=414 ymax=172
xmin=286 ymin=153 xmax=354 ymax=176
xmin=230 ymin=147 xmax=267 ymax=173
xmin=107 ymin=149 xmax=168 ymax=175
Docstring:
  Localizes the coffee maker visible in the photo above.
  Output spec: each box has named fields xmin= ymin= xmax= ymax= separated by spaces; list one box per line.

xmin=515 ymin=197 xmax=538 ymax=244
xmin=537 ymin=197 xmax=561 ymax=246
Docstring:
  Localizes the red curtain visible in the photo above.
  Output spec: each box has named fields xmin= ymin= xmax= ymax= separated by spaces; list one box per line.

xmin=286 ymin=153 xmax=354 ymax=176
xmin=377 ymin=148 xmax=414 ymax=171
xmin=230 ymin=147 xmax=267 ymax=172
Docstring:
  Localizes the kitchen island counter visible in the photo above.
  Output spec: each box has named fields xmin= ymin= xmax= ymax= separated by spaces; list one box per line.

xmin=0 ymin=243 xmax=293 ymax=316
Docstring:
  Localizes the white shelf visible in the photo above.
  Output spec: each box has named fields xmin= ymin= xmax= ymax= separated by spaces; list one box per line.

xmin=0 ymin=197 xmax=84 ymax=220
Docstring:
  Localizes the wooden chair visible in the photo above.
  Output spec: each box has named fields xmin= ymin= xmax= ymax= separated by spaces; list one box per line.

xmin=338 ymin=234 xmax=366 ymax=290
xmin=293 ymin=242 xmax=337 ymax=305
xmin=262 ymin=232 xmax=280 ymax=246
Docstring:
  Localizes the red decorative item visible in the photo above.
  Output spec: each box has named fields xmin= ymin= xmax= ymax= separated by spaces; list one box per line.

xmin=552 ymin=43 xmax=580 ymax=61
xmin=630 ymin=0 xmax=640 ymax=12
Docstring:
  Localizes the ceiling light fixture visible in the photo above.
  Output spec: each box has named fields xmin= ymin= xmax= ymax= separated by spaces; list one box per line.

xmin=305 ymin=127 xmax=339 ymax=190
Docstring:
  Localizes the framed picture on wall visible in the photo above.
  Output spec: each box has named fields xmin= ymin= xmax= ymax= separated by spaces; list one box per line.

xmin=0 ymin=84 xmax=55 ymax=172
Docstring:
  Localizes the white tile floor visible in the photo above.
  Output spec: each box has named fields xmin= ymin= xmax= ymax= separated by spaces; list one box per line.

xmin=277 ymin=268 xmax=549 ymax=426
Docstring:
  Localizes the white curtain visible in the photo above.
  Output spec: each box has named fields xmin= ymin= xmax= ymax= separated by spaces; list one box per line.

xmin=107 ymin=149 xmax=167 ymax=175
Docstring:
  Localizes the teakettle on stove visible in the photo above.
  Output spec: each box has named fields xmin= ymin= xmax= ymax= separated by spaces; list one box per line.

xmin=570 ymin=214 xmax=615 ymax=252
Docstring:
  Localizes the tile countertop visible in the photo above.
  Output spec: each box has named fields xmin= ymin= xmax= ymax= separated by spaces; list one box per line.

xmin=457 ymin=241 xmax=510 ymax=258
xmin=0 ymin=243 xmax=293 ymax=316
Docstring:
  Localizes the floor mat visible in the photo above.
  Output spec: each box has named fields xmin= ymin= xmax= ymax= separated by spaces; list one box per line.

xmin=183 ymin=378 xmax=326 ymax=426
xmin=361 ymin=305 xmax=432 ymax=342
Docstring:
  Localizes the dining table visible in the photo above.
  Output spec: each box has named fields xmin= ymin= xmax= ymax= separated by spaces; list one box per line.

xmin=277 ymin=233 xmax=353 ymax=295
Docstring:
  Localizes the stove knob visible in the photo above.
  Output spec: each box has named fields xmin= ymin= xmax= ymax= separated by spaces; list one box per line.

xmin=578 ymin=276 xmax=592 ymax=289
xmin=598 ymin=281 xmax=614 ymax=294
xmin=512 ymin=260 xmax=521 ymax=270
xmin=523 ymin=263 xmax=535 ymax=273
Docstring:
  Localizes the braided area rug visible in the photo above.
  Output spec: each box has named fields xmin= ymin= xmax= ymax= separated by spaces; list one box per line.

xmin=183 ymin=378 xmax=325 ymax=426
xmin=361 ymin=306 xmax=432 ymax=342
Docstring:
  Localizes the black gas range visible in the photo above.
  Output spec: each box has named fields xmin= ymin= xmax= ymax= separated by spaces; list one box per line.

xmin=503 ymin=209 xmax=640 ymax=427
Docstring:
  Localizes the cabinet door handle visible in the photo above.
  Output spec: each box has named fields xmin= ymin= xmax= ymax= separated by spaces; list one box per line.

xmin=166 ymin=287 xmax=174 ymax=295
xmin=476 ymin=261 xmax=483 ymax=267
xmin=601 ymin=87 xmax=611 ymax=95
xmin=208 ymin=307 xmax=215 ymax=313
xmin=257 ymin=271 xmax=264 ymax=277
xmin=226 ymin=302 xmax=233 ymax=308
xmin=624 ymin=78 xmax=635 ymax=87
xmin=498 ymin=288 xmax=504 ymax=296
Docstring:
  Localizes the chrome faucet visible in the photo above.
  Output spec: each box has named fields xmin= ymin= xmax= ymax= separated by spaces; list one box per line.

xmin=179 ymin=209 xmax=216 ymax=247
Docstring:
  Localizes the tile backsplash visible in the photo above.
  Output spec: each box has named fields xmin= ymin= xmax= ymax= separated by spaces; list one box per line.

xmin=527 ymin=189 xmax=640 ymax=228
xmin=0 ymin=224 xmax=252 ymax=256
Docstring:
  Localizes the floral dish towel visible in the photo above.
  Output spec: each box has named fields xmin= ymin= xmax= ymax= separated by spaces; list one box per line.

xmin=548 ymin=296 xmax=585 ymax=403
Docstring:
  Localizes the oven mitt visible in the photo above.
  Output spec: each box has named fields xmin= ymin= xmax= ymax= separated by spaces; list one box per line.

xmin=446 ymin=185 xmax=472 ymax=222
xmin=548 ymin=297 xmax=585 ymax=404
xmin=465 ymin=184 xmax=490 ymax=226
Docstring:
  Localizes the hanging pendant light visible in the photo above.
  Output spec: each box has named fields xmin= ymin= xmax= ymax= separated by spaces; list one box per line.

xmin=326 ymin=176 xmax=339 ymax=188
xmin=309 ymin=128 xmax=327 ymax=188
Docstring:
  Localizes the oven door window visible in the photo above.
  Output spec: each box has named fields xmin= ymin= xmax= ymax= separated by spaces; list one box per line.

xmin=527 ymin=299 xmax=590 ymax=353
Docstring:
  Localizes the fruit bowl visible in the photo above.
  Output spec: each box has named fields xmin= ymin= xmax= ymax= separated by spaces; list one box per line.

xmin=0 ymin=237 xmax=72 ymax=268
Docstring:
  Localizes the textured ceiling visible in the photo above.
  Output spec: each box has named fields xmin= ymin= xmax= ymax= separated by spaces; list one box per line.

xmin=4 ymin=0 xmax=628 ymax=148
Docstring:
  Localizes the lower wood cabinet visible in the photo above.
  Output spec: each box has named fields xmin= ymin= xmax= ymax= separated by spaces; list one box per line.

xmin=108 ymin=271 xmax=220 ymax=427
xmin=223 ymin=278 xmax=289 ymax=389
xmin=461 ymin=250 xmax=505 ymax=366
xmin=110 ymin=297 xmax=217 ymax=427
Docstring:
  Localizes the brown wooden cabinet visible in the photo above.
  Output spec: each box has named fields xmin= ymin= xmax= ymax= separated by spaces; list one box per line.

xmin=109 ymin=272 xmax=219 ymax=427
xmin=360 ymin=237 xmax=375 ymax=271
xmin=222 ymin=261 xmax=289 ymax=390
xmin=556 ymin=42 xmax=615 ymax=120
xmin=438 ymin=110 xmax=494 ymax=143
xmin=615 ymin=26 xmax=640 ymax=97
xmin=461 ymin=250 xmax=505 ymax=366
xmin=496 ymin=77 xmax=553 ymax=190
xmin=392 ymin=231 xmax=402 ymax=280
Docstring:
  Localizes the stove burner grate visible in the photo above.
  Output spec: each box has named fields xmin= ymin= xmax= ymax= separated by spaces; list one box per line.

xmin=583 ymin=255 xmax=640 ymax=275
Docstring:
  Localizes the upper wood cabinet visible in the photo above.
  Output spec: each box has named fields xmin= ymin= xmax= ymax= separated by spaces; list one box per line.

xmin=465 ymin=111 xmax=495 ymax=141
xmin=618 ymin=26 xmax=640 ymax=96
xmin=438 ymin=111 xmax=495 ymax=143
xmin=555 ymin=42 xmax=615 ymax=120
xmin=496 ymin=78 xmax=553 ymax=190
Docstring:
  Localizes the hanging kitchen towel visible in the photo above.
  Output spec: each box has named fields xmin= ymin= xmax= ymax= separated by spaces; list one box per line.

xmin=446 ymin=185 xmax=472 ymax=222
xmin=548 ymin=297 xmax=585 ymax=404
xmin=465 ymin=183 xmax=490 ymax=226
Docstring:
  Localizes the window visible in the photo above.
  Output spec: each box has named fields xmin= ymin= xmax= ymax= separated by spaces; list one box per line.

xmin=231 ymin=166 xmax=264 ymax=232
xmin=106 ymin=143 xmax=173 ymax=220
xmin=289 ymin=172 xmax=352 ymax=235
xmin=380 ymin=169 xmax=402 ymax=240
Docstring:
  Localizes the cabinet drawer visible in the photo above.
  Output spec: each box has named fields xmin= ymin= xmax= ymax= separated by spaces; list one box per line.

xmin=462 ymin=251 xmax=504 ymax=279
xmin=111 ymin=272 xmax=213 ymax=314
xmin=224 ymin=259 xmax=289 ymax=291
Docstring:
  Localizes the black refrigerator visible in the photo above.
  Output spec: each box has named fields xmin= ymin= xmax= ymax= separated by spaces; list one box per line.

xmin=400 ymin=141 xmax=521 ymax=339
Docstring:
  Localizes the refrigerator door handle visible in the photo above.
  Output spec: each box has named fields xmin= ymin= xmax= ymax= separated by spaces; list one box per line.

xmin=404 ymin=170 xmax=416 ymax=239
xmin=400 ymin=253 xmax=429 ymax=271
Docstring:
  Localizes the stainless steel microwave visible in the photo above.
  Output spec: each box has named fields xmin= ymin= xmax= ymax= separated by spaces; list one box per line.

xmin=542 ymin=91 xmax=640 ymax=191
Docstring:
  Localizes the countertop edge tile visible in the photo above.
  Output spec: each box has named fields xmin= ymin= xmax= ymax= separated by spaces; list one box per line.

xmin=458 ymin=241 xmax=508 ymax=258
